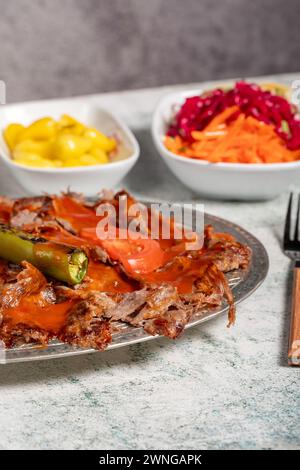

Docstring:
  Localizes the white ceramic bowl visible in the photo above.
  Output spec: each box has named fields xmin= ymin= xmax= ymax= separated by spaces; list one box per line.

xmin=0 ymin=99 xmax=139 ymax=196
xmin=152 ymin=88 xmax=300 ymax=201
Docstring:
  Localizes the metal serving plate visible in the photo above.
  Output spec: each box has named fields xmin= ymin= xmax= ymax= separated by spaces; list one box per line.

xmin=0 ymin=210 xmax=268 ymax=364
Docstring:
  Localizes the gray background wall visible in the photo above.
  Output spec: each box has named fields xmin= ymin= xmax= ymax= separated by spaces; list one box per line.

xmin=0 ymin=0 xmax=299 ymax=103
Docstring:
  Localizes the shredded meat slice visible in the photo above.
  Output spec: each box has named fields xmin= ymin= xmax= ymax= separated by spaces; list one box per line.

xmin=105 ymin=285 xmax=192 ymax=339
xmin=207 ymin=243 xmax=251 ymax=272
xmin=0 ymin=261 xmax=50 ymax=310
xmin=134 ymin=285 xmax=192 ymax=338
xmin=10 ymin=209 xmax=41 ymax=230
xmin=12 ymin=195 xmax=52 ymax=215
xmin=0 ymin=260 xmax=20 ymax=287
xmin=0 ymin=324 xmax=53 ymax=348
xmin=189 ymin=262 xmax=235 ymax=325
xmin=143 ymin=307 xmax=192 ymax=339
xmin=105 ymin=287 xmax=149 ymax=322
xmin=10 ymin=196 xmax=53 ymax=230
xmin=0 ymin=196 xmax=14 ymax=223
xmin=204 ymin=224 xmax=251 ymax=271
xmin=56 ymin=285 xmax=191 ymax=340
xmin=130 ymin=285 xmax=179 ymax=325
xmin=59 ymin=293 xmax=114 ymax=350
xmin=0 ymin=261 xmax=58 ymax=347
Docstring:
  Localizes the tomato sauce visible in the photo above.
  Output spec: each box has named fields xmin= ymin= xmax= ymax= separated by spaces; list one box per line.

xmin=4 ymin=298 xmax=75 ymax=333
xmin=86 ymin=261 xmax=136 ymax=293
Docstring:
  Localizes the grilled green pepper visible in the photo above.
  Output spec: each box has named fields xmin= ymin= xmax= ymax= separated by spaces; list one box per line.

xmin=0 ymin=223 xmax=88 ymax=285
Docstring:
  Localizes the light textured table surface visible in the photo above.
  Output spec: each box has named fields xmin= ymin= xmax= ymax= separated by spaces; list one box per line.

xmin=0 ymin=74 xmax=299 ymax=450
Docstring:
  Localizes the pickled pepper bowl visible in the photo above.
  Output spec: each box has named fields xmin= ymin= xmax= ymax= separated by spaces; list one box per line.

xmin=152 ymin=88 xmax=300 ymax=201
xmin=0 ymin=99 xmax=140 ymax=196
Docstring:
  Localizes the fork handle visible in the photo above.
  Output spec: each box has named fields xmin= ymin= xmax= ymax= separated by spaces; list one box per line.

xmin=288 ymin=260 xmax=300 ymax=366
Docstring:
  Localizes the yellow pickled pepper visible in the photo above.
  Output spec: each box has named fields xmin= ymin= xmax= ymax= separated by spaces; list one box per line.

xmin=20 ymin=117 xmax=57 ymax=141
xmin=53 ymin=134 xmax=92 ymax=162
xmin=3 ymin=123 xmax=25 ymax=151
xmin=84 ymin=127 xmax=116 ymax=152
xmin=3 ymin=114 xmax=116 ymax=168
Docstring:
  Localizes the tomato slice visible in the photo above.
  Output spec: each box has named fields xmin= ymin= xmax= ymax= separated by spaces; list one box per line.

xmin=80 ymin=227 xmax=165 ymax=275
xmin=104 ymin=238 xmax=165 ymax=275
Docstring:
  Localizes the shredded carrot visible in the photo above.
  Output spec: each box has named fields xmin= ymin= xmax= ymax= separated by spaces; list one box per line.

xmin=164 ymin=113 xmax=300 ymax=164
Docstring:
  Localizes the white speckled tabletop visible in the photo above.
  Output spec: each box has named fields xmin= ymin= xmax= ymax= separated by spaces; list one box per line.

xmin=0 ymin=74 xmax=299 ymax=450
